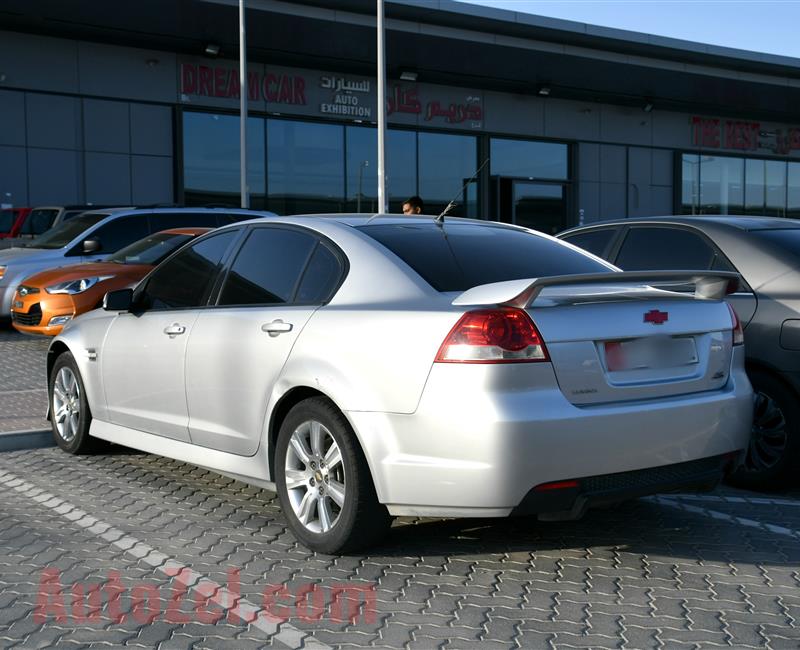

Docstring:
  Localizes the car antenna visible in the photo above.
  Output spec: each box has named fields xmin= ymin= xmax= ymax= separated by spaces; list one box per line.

xmin=435 ymin=157 xmax=490 ymax=225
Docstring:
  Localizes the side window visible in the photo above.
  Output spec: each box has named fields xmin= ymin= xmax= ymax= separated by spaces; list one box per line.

xmin=218 ymin=228 xmax=317 ymax=306
xmin=561 ymin=228 xmax=617 ymax=259
xmin=148 ymin=212 xmax=219 ymax=232
xmin=143 ymin=230 xmax=238 ymax=310
xmin=296 ymin=244 xmax=342 ymax=304
xmin=88 ymin=215 xmax=149 ymax=253
xmin=615 ymin=227 xmax=715 ymax=271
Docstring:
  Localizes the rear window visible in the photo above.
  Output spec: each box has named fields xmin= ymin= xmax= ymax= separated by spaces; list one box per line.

xmin=561 ymin=228 xmax=617 ymax=259
xmin=357 ymin=223 xmax=609 ymax=292
xmin=615 ymin=227 xmax=715 ymax=271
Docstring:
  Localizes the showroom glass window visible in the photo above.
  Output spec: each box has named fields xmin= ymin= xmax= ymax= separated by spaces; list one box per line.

xmin=345 ymin=126 xmax=417 ymax=213
xmin=183 ymin=112 xmax=265 ymax=208
xmin=681 ymin=154 xmax=701 ymax=214
xmin=490 ymin=139 xmax=568 ymax=180
xmin=680 ymin=152 xmax=791 ymax=217
xmin=698 ymin=156 xmax=744 ymax=214
xmin=267 ymin=119 xmax=344 ymax=214
xmin=419 ymin=132 xmax=478 ymax=217
xmin=789 ymin=163 xmax=800 ymax=218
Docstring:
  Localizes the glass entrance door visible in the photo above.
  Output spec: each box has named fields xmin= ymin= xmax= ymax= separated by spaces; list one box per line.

xmin=511 ymin=181 xmax=566 ymax=234
xmin=492 ymin=177 xmax=568 ymax=235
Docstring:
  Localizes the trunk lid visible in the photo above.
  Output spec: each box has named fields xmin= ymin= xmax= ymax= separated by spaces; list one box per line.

xmin=452 ymin=271 xmax=739 ymax=406
xmin=530 ymin=289 xmax=733 ymax=405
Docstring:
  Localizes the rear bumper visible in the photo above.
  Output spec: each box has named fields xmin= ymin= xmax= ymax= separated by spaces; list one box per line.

xmin=511 ymin=452 xmax=738 ymax=519
xmin=347 ymin=347 xmax=752 ymax=517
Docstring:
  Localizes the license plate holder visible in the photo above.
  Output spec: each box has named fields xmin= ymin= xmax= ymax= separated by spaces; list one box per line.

xmin=604 ymin=336 xmax=698 ymax=372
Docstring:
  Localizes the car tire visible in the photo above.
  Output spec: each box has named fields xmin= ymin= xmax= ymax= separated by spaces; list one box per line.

xmin=729 ymin=369 xmax=799 ymax=491
xmin=275 ymin=397 xmax=391 ymax=554
xmin=49 ymin=352 xmax=102 ymax=454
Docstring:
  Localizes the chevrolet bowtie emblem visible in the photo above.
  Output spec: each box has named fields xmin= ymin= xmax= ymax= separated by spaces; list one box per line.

xmin=644 ymin=309 xmax=669 ymax=325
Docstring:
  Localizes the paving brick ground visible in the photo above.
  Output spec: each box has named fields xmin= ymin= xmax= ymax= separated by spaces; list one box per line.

xmin=1 ymin=327 xmax=799 ymax=649
xmin=0 ymin=326 xmax=50 ymax=433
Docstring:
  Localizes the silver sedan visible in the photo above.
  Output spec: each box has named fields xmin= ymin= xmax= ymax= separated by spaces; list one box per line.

xmin=46 ymin=215 xmax=752 ymax=553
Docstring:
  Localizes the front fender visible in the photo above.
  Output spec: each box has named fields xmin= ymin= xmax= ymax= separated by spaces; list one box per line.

xmin=47 ymin=312 xmax=116 ymax=422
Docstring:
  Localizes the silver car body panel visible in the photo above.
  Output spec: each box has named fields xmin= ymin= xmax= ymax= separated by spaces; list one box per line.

xmin=49 ymin=215 xmax=753 ymax=517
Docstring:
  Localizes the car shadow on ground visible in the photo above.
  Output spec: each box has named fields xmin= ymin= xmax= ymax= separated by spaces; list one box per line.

xmin=56 ymin=446 xmax=800 ymax=567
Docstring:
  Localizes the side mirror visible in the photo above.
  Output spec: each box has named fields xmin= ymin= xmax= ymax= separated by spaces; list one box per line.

xmin=103 ymin=288 xmax=133 ymax=311
xmin=83 ymin=238 xmax=101 ymax=254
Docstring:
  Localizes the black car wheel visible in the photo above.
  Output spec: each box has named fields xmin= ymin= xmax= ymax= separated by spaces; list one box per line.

xmin=729 ymin=369 xmax=798 ymax=490
xmin=49 ymin=352 xmax=103 ymax=454
xmin=274 ymin=397 xmax=391 ymax=554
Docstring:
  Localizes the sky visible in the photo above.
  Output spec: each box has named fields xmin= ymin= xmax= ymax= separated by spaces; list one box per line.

xmin=458 ymin=1 xmax=800 ymax=59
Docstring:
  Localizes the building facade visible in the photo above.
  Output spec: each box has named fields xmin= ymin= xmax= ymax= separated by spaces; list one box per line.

xmin=2 ymin=0 xmax=800 ymax=233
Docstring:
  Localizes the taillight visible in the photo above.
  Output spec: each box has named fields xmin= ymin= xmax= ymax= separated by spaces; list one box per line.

xmin=435 ymin=307 xmax=549 ymax=363
xmin=727 ymin=302 xmax=744 ymax=346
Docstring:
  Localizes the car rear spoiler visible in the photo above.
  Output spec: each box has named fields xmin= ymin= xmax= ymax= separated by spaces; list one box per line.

xmin=452 ymin=271 xmax=742 ymax=308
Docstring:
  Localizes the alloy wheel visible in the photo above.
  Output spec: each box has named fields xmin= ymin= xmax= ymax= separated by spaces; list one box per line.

xmin=744 ymin=390 xmax=788 ymax=472
xmin=284 ymin=420 xmax=346 ymax=534
xmin=52 ymin=367 xmax=81 ymax=443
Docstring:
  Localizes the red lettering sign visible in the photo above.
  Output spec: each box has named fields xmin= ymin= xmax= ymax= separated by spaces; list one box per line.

xmin=180 ymin=64 xmax=197 ymax=94
xmin=180 ymin=64 xmax=306 ymax=105
xmin=294 ymin=76 xmax=306 ymax=105
xmin=198 ymin=66 xmax=212 ymax=97
xmin=724 ymin=121 xmax=759 ymax=151
xmin=691 ymin=116 xmax=720 ymax=148
xmin=214 ymin=67 xmax=227 ymax=98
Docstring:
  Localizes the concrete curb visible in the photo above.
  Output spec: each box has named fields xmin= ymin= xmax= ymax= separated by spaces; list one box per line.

xmin=0 ymin=428 xmax=53 ymax=452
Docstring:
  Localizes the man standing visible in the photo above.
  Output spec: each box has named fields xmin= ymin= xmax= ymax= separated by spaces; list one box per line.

xmin=402 ymin=196 xmax=424 ymax=215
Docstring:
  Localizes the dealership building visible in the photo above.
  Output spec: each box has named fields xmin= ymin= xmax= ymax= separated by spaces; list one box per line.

xmin=2 ymin=0 xmax=800 ymax=233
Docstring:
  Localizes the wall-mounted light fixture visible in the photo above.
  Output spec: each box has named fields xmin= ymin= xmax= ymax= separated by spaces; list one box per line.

xmin=204 ymin=43 xmax=221 ymax=57
xmin=643 ymin=102 xmax=654 ymax=113
xmin=399 ymin=70 xmax=418 ymax=82
xmin=146 ymin=58 xmax=159 ymax=67
xmin=537 ymin=85 xmax=551 ymax=97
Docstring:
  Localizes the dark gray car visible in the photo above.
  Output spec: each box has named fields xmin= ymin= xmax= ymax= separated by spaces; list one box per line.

xmin=559 ymin=216 xmax=800 ymax=490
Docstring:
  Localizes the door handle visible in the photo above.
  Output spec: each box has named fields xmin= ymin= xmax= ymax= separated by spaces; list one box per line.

xmin=163 ymin=323 xmax=186 ymax=337
xmin=261 ymin=320 xmax=293 ymax=337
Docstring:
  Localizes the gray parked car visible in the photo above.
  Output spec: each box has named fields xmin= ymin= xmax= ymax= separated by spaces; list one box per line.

xmin=559 ymin=216 xmax=800 ymax=489
xmin=47 ymin=215 xmax=750 ymax=553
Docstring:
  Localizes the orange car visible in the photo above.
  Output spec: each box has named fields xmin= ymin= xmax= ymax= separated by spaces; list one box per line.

xmin=11 ymin=228 xmax=211 ymax=336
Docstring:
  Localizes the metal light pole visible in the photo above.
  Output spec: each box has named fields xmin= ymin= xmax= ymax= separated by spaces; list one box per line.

xmin=357 ymin=160 xmax=369 ymax=212
xmin=239 ymin=0 xmax=249 ymax=209
xmin=376 ymin=0 xmax=387 ymax=213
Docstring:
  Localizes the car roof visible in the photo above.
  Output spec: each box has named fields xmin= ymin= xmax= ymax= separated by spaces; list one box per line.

xmin=561 ymin=215 xmax=800 ymax=235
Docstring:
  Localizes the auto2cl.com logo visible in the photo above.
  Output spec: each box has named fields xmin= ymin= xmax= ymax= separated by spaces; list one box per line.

xmin=35 ymin=568 xmax=376 ymax=625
